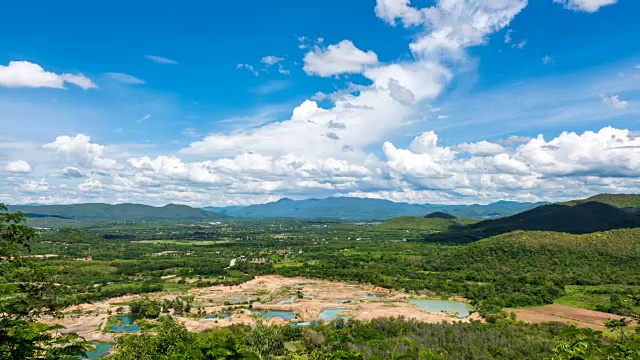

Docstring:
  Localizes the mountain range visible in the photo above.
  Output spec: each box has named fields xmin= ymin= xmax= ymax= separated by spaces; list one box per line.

xmin=7 ymin=203 xmax=224 ymax=222
xmin=204 ymin=197 xmax=546 ymax=220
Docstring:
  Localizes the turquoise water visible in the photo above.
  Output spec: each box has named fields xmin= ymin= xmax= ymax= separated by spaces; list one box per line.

xmin=410 ymin=299 xmax=473 ymax=318
xmin=108 ymin=316 xmax=141 ymax=332
xmin=361 ymin=294 xmax=378 ymax=299
xmin=317 ymin=309 xmax=351 ymax=321
xmin=261 ymin=311 xmax=297 ymax=320
xmin=277 ymin=297 xmax=296 ymax=304
xmin=83 ymin=342 xmax=113 ymax=359
xmin=205 ymin=313 xmax=232 ymax=319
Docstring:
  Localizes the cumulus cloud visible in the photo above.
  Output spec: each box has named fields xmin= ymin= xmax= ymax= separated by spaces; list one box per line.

xmin=542 ymin=55 xmax=554 ymax=64
xmin=4 ymin=160 xmax=32 ymax=174
xmin=456 ymin=141 xmax=506 ymax=156
xmin=145 ymin=55 xmax=179 ymax=64
xmin=375 ymin=0 xmax=423 ymax=27
xmin=303 ymin=40 xmax=379 ymax=77
xmin=105 ymin=72 xmax=145 ymax=85
xmin=383 ymin=127 xmax=640 ymax=195
xmin=22 ymin=179 xmax=49 ymax=193
xmin=0 ymin=61 xmax=96 ymax=90
xmin=43 ymin=134 xmax=119 ymax=170
xmin=601 ymin=94 xmax=629 ymax=109
xmin=553 ymin=0 xmax=617 ymax=13
xmin=405 ymin=0 xmax=528 ymax=56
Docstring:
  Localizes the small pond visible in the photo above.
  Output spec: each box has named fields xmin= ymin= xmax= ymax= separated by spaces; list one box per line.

xmin=361 ymin=294 xmax=378 ymax=299
xmin=277 ymin=297 xmax=296 ymax=305
xmin=261 ymin=311 xmax=297 ymax=320
xmin=108 ymin=316 xmax=141 ymax=332
xmin=410 ymin=299 xmax=473 ymax=318
xmin=82 ymin=342 xmax=113 ymax=359
xmin=205 ymin=313 xmax=232 ymax=319
xmin=317 ymin=309 xmax=351 ymax=322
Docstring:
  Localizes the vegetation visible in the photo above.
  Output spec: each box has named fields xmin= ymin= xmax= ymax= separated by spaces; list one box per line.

xmin=0 ymin=205 xmax=89 ymax=359
xmin=1 ymin=193 xmax=639 ymax=359
xmin=107 ymin=316 xmax=640 ymax=359
xmin=560 ymin=193 xmax=640 ymax=208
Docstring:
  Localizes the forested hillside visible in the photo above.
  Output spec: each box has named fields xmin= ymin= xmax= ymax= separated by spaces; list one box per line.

xmin=8 ymin=203 xmax=224 ymax=221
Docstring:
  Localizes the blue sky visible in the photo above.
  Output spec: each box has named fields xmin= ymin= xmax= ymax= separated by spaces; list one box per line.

xmin=1 ymin=0 xmax=639 ymax=206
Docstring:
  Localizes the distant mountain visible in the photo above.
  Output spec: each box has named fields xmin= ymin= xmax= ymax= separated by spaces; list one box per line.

xmin=204 ymin=197 xmax=546 ymax=220
xmin=420 ymin=194 xmax=640 ymax=243
xmin=8 ymin=203 xmax=224 ymax=222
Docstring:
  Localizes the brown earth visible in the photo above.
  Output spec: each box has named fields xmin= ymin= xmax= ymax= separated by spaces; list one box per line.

xmin=43 ymin=275 xmax=479 ymax=341
xmin=507 ymin=304 xmax=626 ymax=330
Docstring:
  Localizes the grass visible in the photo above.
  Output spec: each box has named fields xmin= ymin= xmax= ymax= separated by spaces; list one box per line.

xmin=555 ymin=284 xmax=640 ymax=311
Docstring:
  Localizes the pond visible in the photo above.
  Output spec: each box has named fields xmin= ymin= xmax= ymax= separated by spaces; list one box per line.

xmin=108 ymin=316 xmax=141 ymax=332
xmin=261 ymin=311 xmax=297 ymax=320
xmin=361 ymin=294 xmax=378 ymax=299
xmin=317 ymin=309 xmax=351 ymax=322
xmin=277 ymin=297 xmax=296 ymax=305
xmin=82 ymin=342 xmax=113 ymax=359
xmin=410 ymin=299 xmax=473 ymax=318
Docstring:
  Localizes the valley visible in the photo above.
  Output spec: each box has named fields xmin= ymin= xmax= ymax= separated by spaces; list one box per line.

xmin=2 ymin=194 xmax=639 ymax=359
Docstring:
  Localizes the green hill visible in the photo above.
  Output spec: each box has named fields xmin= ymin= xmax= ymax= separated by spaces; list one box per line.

xmin=468 ymin=201 xmax=640 ymax=236
xmin=419 ymin=194 xmax=640 ymax=243
xmin=7 ymin=203 xmax=224 ymax=222
xmin=374 ymin=216 xmax=476 ymax=231
xmin=560 ymin=193 xmax=640 ymax=208
xmin=424 ymin=212 xmax=457 ymax=219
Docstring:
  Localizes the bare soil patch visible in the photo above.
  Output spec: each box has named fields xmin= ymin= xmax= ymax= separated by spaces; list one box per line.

xmin=508 ymin=304 xmax=626 ymax=330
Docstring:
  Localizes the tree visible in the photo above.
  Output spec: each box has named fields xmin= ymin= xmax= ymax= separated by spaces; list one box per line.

xmin=0 ymin=204 xmax=89 ymax=359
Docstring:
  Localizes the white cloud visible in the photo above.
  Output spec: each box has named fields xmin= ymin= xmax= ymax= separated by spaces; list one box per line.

xmin=236 ymin=63 xmax=259 ymax=76
xmin=0 ymin=61 xmax=96 ymax=90
xmin=375 ymin=0 xmax=423 ymax=27
xmin=43 ymin=134 xmax=119 ymax=170
xmin=601 ymin=94 xmax=629 ymax=109
xmin=504 ymin=29 xmax=513 ymax=44
xmin=59 ymin=73 xmax=97 ymax=90
xmin=456 ymin=141 xmax=506 ymax=156
xmin=384 ymin=127 xmax=640 ymax=195
xmin=105 ymin=72 xmax=145 ymax=85
xmin=4 ymin=160 xmax=32 ymax=174
xmin=61 ymin=167 xmax=84 ymax=178
xmin=303 ymin=40 xmax=379 ymax=77
xmin=137 ymin=114 xmax=152 ymax=123
xmin=553 ymin=0 xmax=617 ymax=13
xmin=542 ymin=55 xmax=554 ymax=64
xmin=145 ymin=55 xmax=179 ymax=65
xmin=261 ymin=56 xmax=284 ymax=65
xmin=406 ymin=0 xmax=528 ymax=56
xmin=22 ymin=179 xmax=49 ymax=193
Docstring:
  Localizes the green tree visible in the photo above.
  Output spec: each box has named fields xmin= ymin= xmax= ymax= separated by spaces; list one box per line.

xmin=0 ymin=204 xmax=89 ymax=359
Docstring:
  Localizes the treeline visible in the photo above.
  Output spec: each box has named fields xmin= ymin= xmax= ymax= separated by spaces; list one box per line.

xmin=106 ymin=316 xmax=640 ymax=359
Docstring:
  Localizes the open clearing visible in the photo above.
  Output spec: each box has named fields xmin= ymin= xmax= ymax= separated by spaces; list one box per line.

xmin=44 ymin=275 xmax=480 ymax=342
xmin=508 ymin=304 xmax=626 ymax=330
